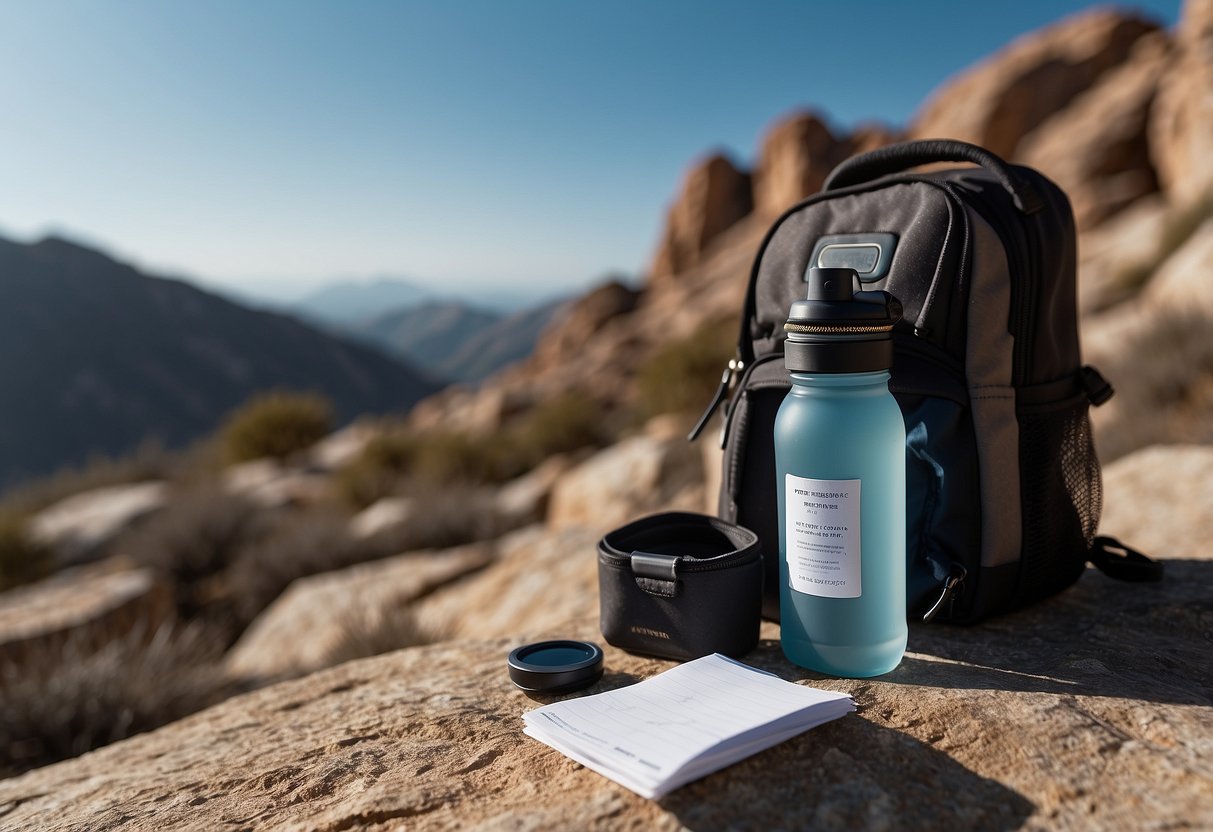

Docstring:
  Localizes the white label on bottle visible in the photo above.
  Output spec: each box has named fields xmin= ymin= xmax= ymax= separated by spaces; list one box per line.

xmin=785 ymin=474 xmax=861 ymax=598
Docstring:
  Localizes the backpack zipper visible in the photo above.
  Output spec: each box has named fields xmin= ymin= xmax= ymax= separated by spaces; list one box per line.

xmin=687 ymin=354 xmax=745 ymax=442
xmin=922 ymin=563 xmax=967 ymax=622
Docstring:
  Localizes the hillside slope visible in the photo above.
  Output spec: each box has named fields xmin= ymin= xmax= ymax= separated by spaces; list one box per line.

xmin=0 ymin=236 xmax=441 ymax=486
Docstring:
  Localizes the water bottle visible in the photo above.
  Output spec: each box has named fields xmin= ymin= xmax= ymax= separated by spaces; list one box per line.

xmin=775 ymin=267 xmax=906 ymax=677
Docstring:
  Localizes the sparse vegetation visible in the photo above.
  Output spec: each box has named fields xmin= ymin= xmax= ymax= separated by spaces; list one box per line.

xmin=0 ymin=439 xmax=213 ymax=519
xmin=636 ymin=318 xmax=738 ymax=418
xmin=220 ymin=391 xmax=334 ymax=464
xmin=0 ymin=621 xmax=228 ymax=778
xmin=123 ymin=489 xmax=266 ymax=615
xmin=336 ymin=393 xmax=606 ymax=507
xmin=227 ymin=511 xmax=381 ymax=626
xmin=0 ymin=512 xmax=51 ymax=593
xmin=326 ymin=604 xmax=432 ymax=668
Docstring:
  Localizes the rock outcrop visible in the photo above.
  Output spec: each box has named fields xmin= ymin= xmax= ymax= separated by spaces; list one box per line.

xmin=911 ymin=9 xmax=1160 ymax=159
xmin=518 ymin=278 xmax=642 ymax=375
xmin=1100 ymin=444 xmax=1213 ymax=558
xmin=1018 ymin=32 xmax=1170 ymax=230
xmin=1150 ymin=0 xmax=1213 ymax=205
xmin=3 ymin=537 xmax=1209 ymax=830
xmin=1076 ymin=195 xmax=1169 ymax=315
xmin=225 ymin=544 xmax=493 ymax=684
xmin=1084 ymin=218 xmax=1213 ymax=459
xmin=752 ymin=111 xmax=845 ymax=217
xmin=650 ymin=154 xmax=753 ymax=281
xmin=414 ymin=525 xmax=601 ymax=641
xmin=29 ymin=482 xmax=166 ymax=565
xmin=223 ymin=460 xmax=331 ymax=509
xmin=0 ymin=561 xmax=170 ymax=669
xmin=547 ymin=416 xmax=705 ymax=533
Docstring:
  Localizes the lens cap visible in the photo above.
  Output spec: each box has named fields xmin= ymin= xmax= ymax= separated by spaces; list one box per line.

xmin=508 ymin=640 xmax=604 ymax=695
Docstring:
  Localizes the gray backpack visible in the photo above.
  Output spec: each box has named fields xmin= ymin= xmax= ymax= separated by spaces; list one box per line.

xmin=691 ymin=140 xmax=1161 ymax=624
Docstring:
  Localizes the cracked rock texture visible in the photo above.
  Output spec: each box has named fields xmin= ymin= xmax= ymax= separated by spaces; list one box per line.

xmin=1 ymin=540 xmax=1209 ymax=830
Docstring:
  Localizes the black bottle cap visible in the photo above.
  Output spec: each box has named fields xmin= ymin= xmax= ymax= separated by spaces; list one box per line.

xmin=508 ymin=640 xmax=604 ymax=696
xmin=785 ymin=267 xmax=903 ymax=373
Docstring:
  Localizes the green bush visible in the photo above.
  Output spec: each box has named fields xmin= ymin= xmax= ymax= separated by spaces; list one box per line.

xmin=0 ymin=512 xmax=50 ymax=593
xmin=335 ymin=432 xmax=422 ymax=507
xmin=220 ymin=391 xmax=334 ymax=464
xmin=509 ymin=393 xmax=603 ymax=466
xmin=636 ymin=318 xmax=738 ymax=418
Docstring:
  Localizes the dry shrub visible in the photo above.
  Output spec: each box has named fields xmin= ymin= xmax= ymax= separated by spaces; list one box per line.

xmin=336 ymin=432 xmax=419 ymax=507
xmin=326 ymin=604 xmax=432 ymax=668
xmin=227 ymin=510 xmax=380 ymax=626
xmin=336 ymin=394 xmax=607 ymax=507
xmin=220 ymin=391 xmax=334 ymax=464
xmin=356 ymin=488 xmax=500 ymax=554
xmin=123 ymin=489 xmax=264 ymax=591
xmin=0 ymin=439 xmax=212 ymax=518
xmin=636 ymin=318 xmax=738 ymax=418
xmin=0 ymin=512 xmax=51 ymax=593
xmin=0 ymin=621 xmax=227 ymax=778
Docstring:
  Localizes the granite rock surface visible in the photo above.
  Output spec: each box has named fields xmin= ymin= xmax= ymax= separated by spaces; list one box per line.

xmin=2 ymin=546 xmax=1209 ymax=831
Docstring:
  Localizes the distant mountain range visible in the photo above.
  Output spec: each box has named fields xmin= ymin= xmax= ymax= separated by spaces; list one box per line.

xmin=349 ymin=298 xmax=569 ymax=383
xmin=293 ymin=277 xmax=434 ymax=326
xmin=0 ymin=236 xmax=442 ymax=488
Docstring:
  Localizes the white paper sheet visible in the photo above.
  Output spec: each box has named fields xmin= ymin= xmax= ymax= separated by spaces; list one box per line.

xmin=522 ymin=653 xmax=854 ymax=799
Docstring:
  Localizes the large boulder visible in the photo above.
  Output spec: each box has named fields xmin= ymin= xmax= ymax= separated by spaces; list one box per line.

xmin=306 ymin=421 xmax=383 ymax=472
xmin=1150 ymin=0 xmax=1213 ymax=205
xmin=28 ymin=482 xmax=166 ymax=565
xmin=1076 ymin=195 xmax=1169 ymax=315
xmin=1100 ymin=444 xmax=1213 ymax=557
xmin=3 ymin=540 xmax=1209 ymax=829
xmin=650 ymin=154 xmax=753 ymax=281
xmin=493 ymin=453 xmax=575 ymax=528
xmin=1019 ymin=32 xmax=1171 ymax=231
xmin=752 ymin=111 xmax=846 ymax=217
xmin=0 ymin=561 xmax=171 ymax=669
xmin=1083 ymin=218 xmax=1213 ymax=460
xmin=547 ymin=416 xmax=705 ymax=534
xmin=414 ymin=524 xmax=601 ymax=641
xmin=225 ymin=543 xmax=493 ymax=684
xmin=529 ymin=279 xmax=642 ymax=372
xmin=911 ymin=9 xmax=1160 ymax=159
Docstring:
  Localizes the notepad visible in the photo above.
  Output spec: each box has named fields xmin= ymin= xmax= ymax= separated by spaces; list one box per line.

xmin=521 ymin=653 xmax=854 ymax=799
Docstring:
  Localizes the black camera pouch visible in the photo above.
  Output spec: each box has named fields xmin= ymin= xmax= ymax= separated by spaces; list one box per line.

xmin=598 ymin=512 xmax=763 ymax=661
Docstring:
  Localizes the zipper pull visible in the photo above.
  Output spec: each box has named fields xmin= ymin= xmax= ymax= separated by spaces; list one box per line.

xmin=922 ymin=563 xmax=967 ymax=623
xmin=687 ymin=356 xmax=744 ymax=442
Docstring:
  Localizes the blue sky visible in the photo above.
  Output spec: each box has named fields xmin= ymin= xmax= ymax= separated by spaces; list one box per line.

xmin=0 ymin=1 xmax=1181 ymax=302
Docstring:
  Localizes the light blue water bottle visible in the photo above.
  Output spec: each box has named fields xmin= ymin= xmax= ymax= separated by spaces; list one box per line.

xmin=775 ymin=267 xmax=906 ymax=677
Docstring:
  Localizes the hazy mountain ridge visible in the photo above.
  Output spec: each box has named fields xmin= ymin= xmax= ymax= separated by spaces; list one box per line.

xmin=0 ymin=236 xmax=441 ymax=487
xmin=347 ymin=297 xmax=570 ymax=383
xmin=292 ymin=277 xmax=433 ymax=325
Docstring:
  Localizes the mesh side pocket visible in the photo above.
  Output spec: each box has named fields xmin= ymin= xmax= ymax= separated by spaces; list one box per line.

xmin=1015 ymin=394 xmax=1102 ymax=606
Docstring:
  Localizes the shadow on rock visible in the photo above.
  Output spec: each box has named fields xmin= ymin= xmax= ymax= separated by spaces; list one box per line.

xmin=759 ymin=560 xmax=1212 ymax=706
xmin=660 ymin=714 xmax=1034 ymax=831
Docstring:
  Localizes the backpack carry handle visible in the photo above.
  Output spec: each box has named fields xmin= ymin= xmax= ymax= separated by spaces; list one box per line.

xmin=823 ymin=139 xmax=1043 ymax=214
